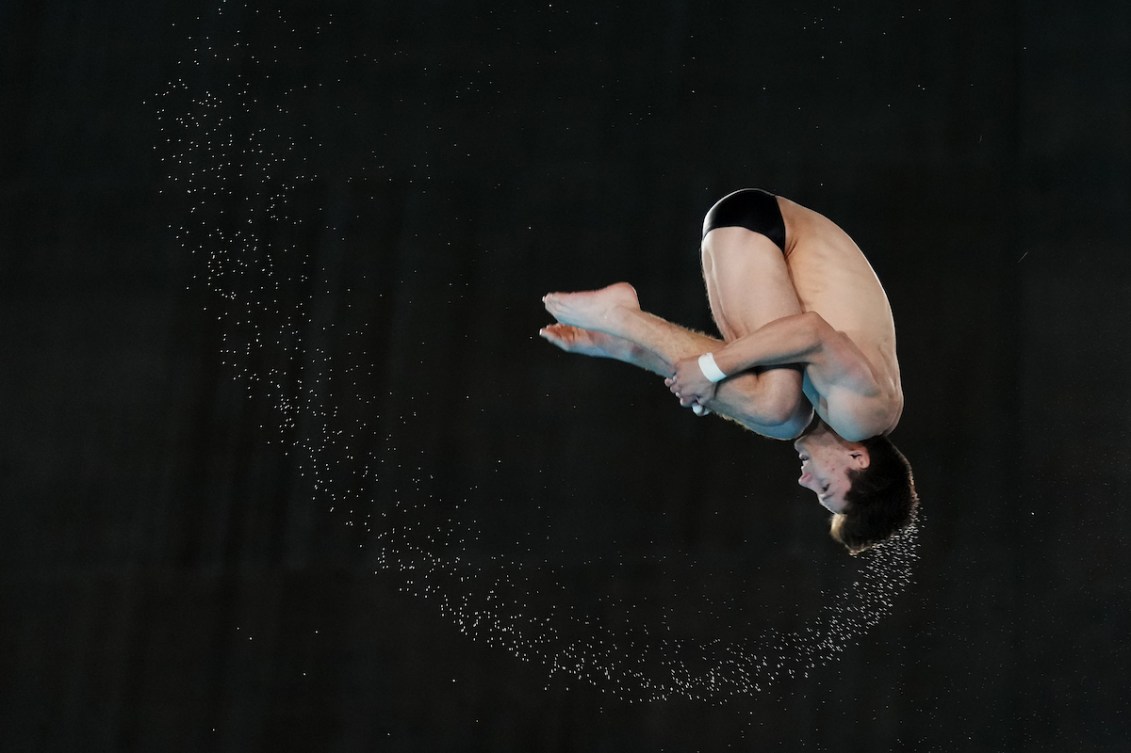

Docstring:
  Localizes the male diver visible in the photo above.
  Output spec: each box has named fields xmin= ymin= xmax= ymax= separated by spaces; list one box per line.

xmin=540 ymin=189 xmax=917 ymax=553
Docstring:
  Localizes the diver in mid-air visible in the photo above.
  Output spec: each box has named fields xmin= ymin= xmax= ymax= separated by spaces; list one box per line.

xmin=541 ymin=189 xmax=917 ymax=554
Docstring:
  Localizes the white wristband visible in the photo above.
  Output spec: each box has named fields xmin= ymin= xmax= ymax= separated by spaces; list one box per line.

xmin=697 ymin=352 xmax=727 ymax=383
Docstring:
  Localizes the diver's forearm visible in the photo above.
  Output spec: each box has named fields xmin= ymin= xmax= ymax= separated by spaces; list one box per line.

xmin=712 ymin=312 xmax=826 ymax=375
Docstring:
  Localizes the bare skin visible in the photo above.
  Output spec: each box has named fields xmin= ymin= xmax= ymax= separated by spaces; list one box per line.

xmin=793 ymin=421 xmax=869 ymax=512
xmin=541 ymin=191 xmax=904 ymax=453
xmin=539 ymin=323 xmax=671 ymax=376
xmin=668 ymin=196 xmax=903 ymax=441
xmin=542 ymin=224 xmax=815 ymax=440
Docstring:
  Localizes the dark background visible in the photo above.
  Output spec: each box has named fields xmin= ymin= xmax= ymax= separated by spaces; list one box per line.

xmin=2 ymin=0 xmax=1129 ymax=751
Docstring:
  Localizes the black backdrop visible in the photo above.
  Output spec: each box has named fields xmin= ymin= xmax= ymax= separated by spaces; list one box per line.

xmin=3 ymin=1 xmax=1129 ymax=751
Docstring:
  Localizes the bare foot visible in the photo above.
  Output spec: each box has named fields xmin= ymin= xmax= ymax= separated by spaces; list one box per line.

xmin=538 ymin=323 xmax=626 ymax=359
xmin=538 ymin=322 xmax=672 ymax=376
xmin=542 ymin=282 xmax=640 ymax=335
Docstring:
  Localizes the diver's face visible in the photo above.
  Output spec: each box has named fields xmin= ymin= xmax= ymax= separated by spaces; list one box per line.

xmin=793 ymin=431 xmax=868 ymax=514
xmin=796 ymin=451 xmax=852 ymax=513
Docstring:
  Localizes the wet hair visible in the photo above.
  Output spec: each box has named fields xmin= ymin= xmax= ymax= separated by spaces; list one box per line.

xmin=829 ymin=435 xmax=919 ymax=555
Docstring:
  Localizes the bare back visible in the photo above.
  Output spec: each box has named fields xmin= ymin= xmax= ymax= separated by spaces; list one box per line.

xmin=777 ymin=196 xmax=904 ymax=436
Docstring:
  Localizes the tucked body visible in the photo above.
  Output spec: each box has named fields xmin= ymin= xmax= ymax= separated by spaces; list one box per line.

xmin=671 ymin=190 xmax=904 ymax=441
xmin=540 ymin=188 xmax=918 ymax=553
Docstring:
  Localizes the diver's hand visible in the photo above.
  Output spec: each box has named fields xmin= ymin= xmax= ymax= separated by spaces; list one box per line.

xmin=666 ymin=356 xmax=718 ymax=411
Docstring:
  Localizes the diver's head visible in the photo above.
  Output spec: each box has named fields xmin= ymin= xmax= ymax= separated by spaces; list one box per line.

xmin=794 ymin=421 xmax=867 ymax=513
xmin=795 ymin=422 xmax=919 ymax=555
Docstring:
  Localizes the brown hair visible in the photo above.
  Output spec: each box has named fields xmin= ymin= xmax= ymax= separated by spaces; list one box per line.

xmin=829 ymin=435 xmax=919 ymax=555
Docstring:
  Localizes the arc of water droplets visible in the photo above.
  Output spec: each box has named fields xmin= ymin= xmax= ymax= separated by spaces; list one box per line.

xmin=391 ymin=519 xmax=919 ymax=702
xmin=155 ymin=1 xmax=920 ymax=704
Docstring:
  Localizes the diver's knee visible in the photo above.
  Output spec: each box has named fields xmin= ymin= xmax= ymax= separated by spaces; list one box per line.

xmin=758 ymin=380 xmax=805 ymax=427
xmin=726 ymin=371 xmax=803 ymax=427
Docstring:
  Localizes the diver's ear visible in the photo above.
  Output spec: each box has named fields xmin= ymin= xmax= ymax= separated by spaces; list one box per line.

xmin=849 ymin=447 xmax=871 ymax=470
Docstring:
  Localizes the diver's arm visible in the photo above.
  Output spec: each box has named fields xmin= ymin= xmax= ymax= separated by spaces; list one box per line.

xmin=710 ymin=311 xmax=828 ymax=373
xmin=669 ymin=312 xmax=879 ymax=403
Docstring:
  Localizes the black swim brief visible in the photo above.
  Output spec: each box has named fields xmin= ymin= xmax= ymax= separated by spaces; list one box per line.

xmin=702 ymin=188 xmax=786 ymax=252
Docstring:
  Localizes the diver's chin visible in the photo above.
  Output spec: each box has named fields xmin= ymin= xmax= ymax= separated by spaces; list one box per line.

xmin=800 ymin=414 xmax=823 ymax=438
